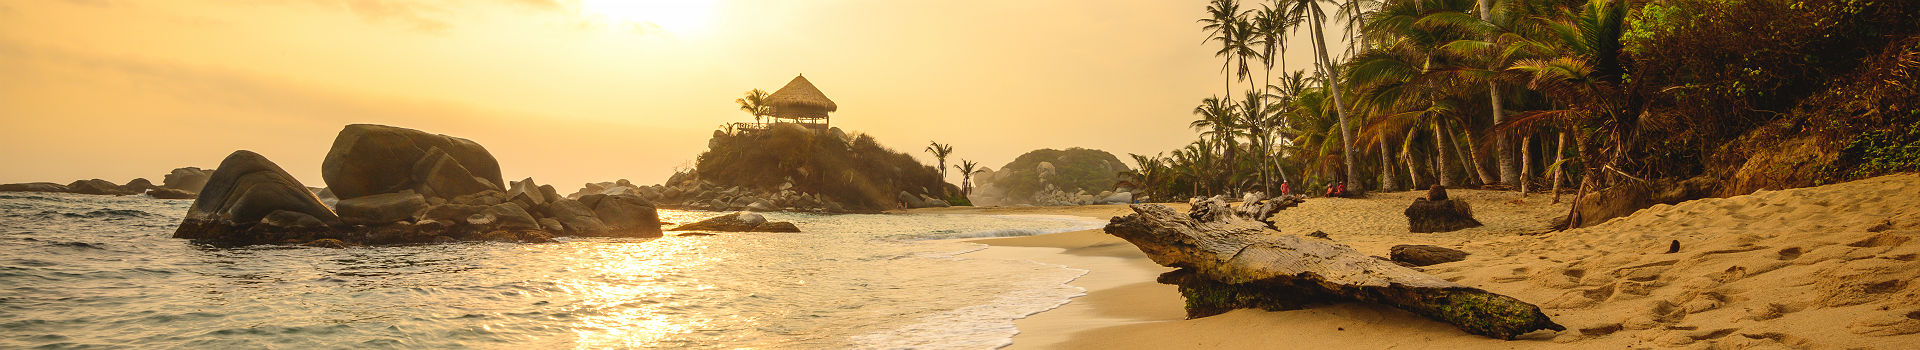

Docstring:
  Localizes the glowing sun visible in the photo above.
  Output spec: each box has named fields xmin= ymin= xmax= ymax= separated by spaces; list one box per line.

xmin=578 ymin=0 xmax=719 ymax=36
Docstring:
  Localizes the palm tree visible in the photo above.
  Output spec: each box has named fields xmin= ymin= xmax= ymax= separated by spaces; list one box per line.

xmin=1238 ymin=90 xmax=1283 ymax=193
xmin=1191 ymin=96 xmax=1242 ymax=193
xmin=925 ymin=142 xmax=954 ymax=182
xmin=1283 ymin=0 xmax=1361 ymax=192
xmin=1478 ymin=0 xmax=1519 ymax=186
xmin=1119 ymin=153 xmax=1168 ymax=201
xmin=954 ymin=159 xmax=982 ymax=197
xmin=735 ymin=89 xmax=771 ymax=124
xmin=1499 ymin=0 xmax=1632 ymax=227
xmin=1200 ymin=0 xmax=1246 ymax=98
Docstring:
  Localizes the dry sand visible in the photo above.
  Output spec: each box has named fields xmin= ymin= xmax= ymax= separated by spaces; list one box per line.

xmin=921 ymin=174 xmax=1920 ymax=349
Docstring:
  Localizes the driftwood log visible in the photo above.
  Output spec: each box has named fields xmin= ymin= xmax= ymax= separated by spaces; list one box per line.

xmin=1105 ymin=204 xmax=1563 ymax=339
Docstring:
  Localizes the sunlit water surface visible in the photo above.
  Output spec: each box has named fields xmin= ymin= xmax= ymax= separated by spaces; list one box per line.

xmin=0 ymin=192 xmax=1104 ymax=348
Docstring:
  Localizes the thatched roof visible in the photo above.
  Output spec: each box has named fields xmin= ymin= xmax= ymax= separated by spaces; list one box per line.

xmin=765 ymin=74 xmax=836 ymax=118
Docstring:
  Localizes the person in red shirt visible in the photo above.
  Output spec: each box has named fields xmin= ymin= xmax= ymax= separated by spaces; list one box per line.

xmin=1279 ymin=181 xmax=1291 ymax=196
xmin=1334 ymin=182 xmax=1348 ymax=197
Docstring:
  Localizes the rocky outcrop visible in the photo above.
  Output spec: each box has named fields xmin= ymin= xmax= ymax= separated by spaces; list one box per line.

xmin=670 ymin=211 xmax=801 ymax=232
xmin=147 ymin=188 xmax=197 ymax=199
xmin=68 ymin=179 xmax=134 ymax=195
xmin=163 ymin=167 xmax=212 ymax=193
xmin=172 ymin=124 xmax=659 ymax=246
xmin=970 ymin=148 xmax=1131 ymax=206
xmin=173 ymin=150 xmax=342 ymax=245
xmin=0 ymin=182 xmax=69 ymax=193
xmin=320 ymin=124 xmax=504 ymax=201
xmin=1405 ymin=185 xmax=1482 ymax=233
xmin=1389 ymin=245 xmax=1470 ymax=266
xmin=119 ymin=178 xmax=157 ymax=195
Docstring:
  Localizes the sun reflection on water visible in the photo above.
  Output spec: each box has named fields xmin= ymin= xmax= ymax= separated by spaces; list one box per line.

xmin=557 ymin=235 xmax=723 ymax=348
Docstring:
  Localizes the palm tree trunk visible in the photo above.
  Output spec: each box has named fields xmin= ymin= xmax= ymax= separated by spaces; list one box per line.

xmin=1520 ymin=133 xmax=1533 ymax=195
xmin=1478 ymin=0 xmax=1519 ymax=187
xmin=1462 ymin=123 xmax=1498 ymax=185
xmin=1432 ymin=122 xmax=1460 ymax=187
xmin=1448 ymin=122 xmax=1478 ymax=186
xmin=1551 ymin=131 xmax=1569 ymax=203
xmin=1404 ymin=127 xmax=1428 ymax=188
xmin=1378 ymin=140 xmax=1399 ymax=191
xmin=1308 ymin=8 xmax=1361 ymax=192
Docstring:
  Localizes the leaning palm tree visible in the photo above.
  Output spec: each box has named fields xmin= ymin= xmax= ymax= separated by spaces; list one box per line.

xmin=1200 ymin=0 xmax=1246 ymax=97
xmin=735 ymin=89 xmax=772 ymax=125
xmin=1282 ymin=0 xmax=1361 ymax=192
xmin=1498 ymin=0 xmax=1632 ymax=228
xmin=954 ymin=159 xmax=982 ymax=197
xmin=925 ymin=142 xmax=954 ymax=182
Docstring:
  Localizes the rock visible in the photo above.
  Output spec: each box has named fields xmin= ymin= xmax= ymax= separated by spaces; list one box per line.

xmin=1100 ymin=192 xmax=1134 ymax=204
xmin=750 ymin=221 xmax=802 ymax=232
xmin=314 ymin=187 xmax=338 ymax=208
xmin=0 ymin=182 xmax=70 ymax=193
xmin=450 ymin=190 xmax=507 ymax=206
xmin=672 ymin=211 xmax=768 ymax=232
xmin=334 ymin=192 xmax=428 ymax=225
xmin=173 ymin=150 xmax=340 ymax=244
xmin=746 ymin=200 xmax=777 ymax=212
xmin=162 ymin=167 xmax=212 ymax=192
xmin=1389 ymin=245 xmax=1470 ymax=266
xmin=589 ymin=194 xmax=663 ymax=237
xmin=119 ymin=178 xmax=157 ymax=195
xmin=419 ymin=204 xmax=486 ymax=224
xmin=302 ymin=238 xmax=352 ymax=248
xmin=483 ymin=203 xmax=541 ymax=230
xmin=147 ymin=188 xmax=197 ymax=199
xmin=320 ymin=124 xmax=504 ymax=201
xmin=898 ymin=191 xmax=930 ymax=209
xmin=538 ymin=218 xmax=565 ymax=233
xmin=466 ymin=213 xmax=496 ymax=225
xmin=538 ymin=185 xmax=561 ymax=204
xmin=1426 ymin=184 xmax=1450 ymax=201
xmin=261 ymin=210 xmax=329 ymax=230
xmin=543 ymin=199 xmax=610 ymax=236
xmin=506 ymin=178 xmax=549 ymax=204
xmin=68 ymin=179 xmax=132 ymax=195
xmin=1405 ymin=198 xmax=1483 ymax=233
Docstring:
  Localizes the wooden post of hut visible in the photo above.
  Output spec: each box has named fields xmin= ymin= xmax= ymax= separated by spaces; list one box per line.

xmin=764 ymin=74 xmax=837 ymax=131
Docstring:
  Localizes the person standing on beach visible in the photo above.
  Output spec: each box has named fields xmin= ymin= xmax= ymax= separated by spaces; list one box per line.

xmin=1280 ymin=181 xmax=1291 ymax=196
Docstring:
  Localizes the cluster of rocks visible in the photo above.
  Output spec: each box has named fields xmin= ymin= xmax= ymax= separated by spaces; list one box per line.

xmin=1023 ymin=185 xmax=1133 ymax=206
xmin=0 ymin=167 xmax=212 ymax=199
xmin=172 ymin=124 xmax=665 ymax=247
xmin=568 ymin=172 xmax=860 ymax=213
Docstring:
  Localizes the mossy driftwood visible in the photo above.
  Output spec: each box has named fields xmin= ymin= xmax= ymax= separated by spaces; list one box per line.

xmin=1104 ymin=204 xmax=1563 ymax=339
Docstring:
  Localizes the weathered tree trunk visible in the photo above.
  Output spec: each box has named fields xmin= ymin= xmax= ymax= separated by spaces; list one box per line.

xmin=1433 ymin=123 xmax=1461 ymax=187
xmin=1380 ymin=141 xmax=1400 ymax=191
xmin=1105 ymin=204 xmax=1564 ymax=339
xmin=1551 ymin=131 xmax=1569 ymax=204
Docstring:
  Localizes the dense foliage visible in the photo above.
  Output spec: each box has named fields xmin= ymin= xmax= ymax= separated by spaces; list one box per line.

xmin=1125 ymin=0 xmax=1920 ymax=202
xmin=694 ymin=124 xmax=954 ymax=211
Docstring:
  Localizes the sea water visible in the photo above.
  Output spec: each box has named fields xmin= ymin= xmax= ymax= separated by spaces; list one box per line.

xmin=0 ymin=192 xmax=1105 ymax=348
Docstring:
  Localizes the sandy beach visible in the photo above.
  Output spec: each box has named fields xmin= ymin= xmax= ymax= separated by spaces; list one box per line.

xmin=918 ymin=174 xmax=1920 ymax=349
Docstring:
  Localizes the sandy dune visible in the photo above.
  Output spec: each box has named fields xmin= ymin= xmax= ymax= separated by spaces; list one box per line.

xmin=942 ymin=174 xmax=1920 ymax=349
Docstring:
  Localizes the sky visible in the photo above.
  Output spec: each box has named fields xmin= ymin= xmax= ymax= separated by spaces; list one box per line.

xmin=0 ymin=0 xmax=1343 ymax=189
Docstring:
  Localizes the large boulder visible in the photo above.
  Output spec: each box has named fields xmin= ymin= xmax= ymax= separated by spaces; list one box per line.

xmin=542 ymin=198 xmax=611 ymax=236
xmin=482 ymin=203 xmax=541 ymax=231
xmin=582 ymin=194 xmax=663 ymax=237
xmin=320 ymin=124 xmax=504 ymax=201
xmin=1571 ymin=183 xmax=1652 ymax=228
xmin=672 ymin=211 xmax=768 ymax=232
xmin=334 ymin=192 xmax=428 ymax=225
xmin=68 ymin=179 xmax=132 ymax=195
xmin=173 ymin=150 xmax=341 ymax=244
xmin=162 ymin=167 xmax=212 ymax=193
xmin=119 ymin=178 xmax=158 ymax=195
xmin=506 ymin=177 xmax=549 ymax=205
xmin=0 ymin=182 xmax=69 ymax=193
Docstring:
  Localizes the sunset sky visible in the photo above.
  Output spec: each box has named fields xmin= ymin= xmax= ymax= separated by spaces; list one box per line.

xmin=0 ymin=0 xmax=1339 ymax=188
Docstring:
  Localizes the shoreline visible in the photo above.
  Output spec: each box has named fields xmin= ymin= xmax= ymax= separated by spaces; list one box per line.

xmin=922 ymin=177 xmax=1920 ymax=349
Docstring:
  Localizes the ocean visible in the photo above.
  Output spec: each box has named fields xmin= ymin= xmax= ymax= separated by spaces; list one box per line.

xmin=0 ymin=192 xmax=1106 ymax=349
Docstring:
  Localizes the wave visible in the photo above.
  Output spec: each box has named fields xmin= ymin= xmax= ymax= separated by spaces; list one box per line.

xmin=60 ymin=209 xmax=156 ymax=219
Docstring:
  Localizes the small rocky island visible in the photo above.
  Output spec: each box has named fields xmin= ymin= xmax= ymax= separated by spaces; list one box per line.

xmin=172 ymin=124 xmax=665 ymax=246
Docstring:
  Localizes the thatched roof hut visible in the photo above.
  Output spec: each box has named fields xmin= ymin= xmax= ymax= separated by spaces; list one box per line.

xmin=764 ymin=74 xmax=836 ymax=125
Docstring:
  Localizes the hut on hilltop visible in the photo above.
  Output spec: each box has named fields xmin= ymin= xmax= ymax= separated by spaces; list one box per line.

xmin=761 ymin=74 xmax=836 ymax=130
